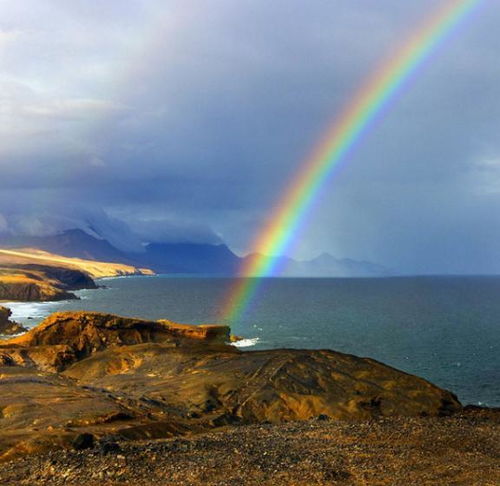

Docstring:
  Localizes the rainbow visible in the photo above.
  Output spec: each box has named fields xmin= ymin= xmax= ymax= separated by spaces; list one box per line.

xmin=220 ymin=0 xmax=482 ymax=323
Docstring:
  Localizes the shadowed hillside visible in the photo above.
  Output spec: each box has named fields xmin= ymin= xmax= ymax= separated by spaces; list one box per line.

xmin=0 ymin=310 xmax=462 ymax=461
xmin=0 ymin=230 xmax=390 ymax=276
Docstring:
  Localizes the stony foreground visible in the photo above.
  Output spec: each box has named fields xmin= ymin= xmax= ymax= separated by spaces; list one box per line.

xmin=0 ymin=311 xmax=464 ymax=462
xmin=0 ymin=310 xmax=496 ymax=485
xmin=0 ymin=409 xmax=498 ymax=485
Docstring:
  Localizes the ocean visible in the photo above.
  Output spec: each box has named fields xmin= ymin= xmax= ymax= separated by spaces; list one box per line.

xmin=6 ymin=275 xmax=499 ymax=407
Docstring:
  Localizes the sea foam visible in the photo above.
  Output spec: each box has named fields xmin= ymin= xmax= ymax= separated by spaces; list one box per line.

xmin=232 ymin=337 xmax=260 ymax=348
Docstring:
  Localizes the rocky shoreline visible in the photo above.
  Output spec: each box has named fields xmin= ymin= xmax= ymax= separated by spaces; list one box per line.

xmin=0 ymin=264 xmax=97 ymax=301
xmin=0 ymin=310 xmax=467 ymax=451
xmin=0 ymin=307 xmax=497 ymax=483
xmin=0 ymin=305 xmax=28 ymax=335
xmin=0 ymin=248 xmax=153 ymax=302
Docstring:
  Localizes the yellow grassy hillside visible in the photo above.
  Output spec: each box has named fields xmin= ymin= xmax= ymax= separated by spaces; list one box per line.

xmin=0 ymin=248 xmax=154 ymax=279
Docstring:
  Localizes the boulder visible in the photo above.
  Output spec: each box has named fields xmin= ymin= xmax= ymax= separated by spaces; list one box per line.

xmin=0 ymin=306 xmax=27 ymax=336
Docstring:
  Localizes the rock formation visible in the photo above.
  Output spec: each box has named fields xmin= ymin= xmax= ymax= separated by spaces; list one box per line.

xmin=3 ymin=311 xmax=230 ymax=370
xmin=0 ymin=248 xmax=154 ymax=302
xmin=0 ymin=264 xmax=96 ymax=301
xmin=0 ymin=306 xmax=27 ymax=336
xmin=0 ymin=311 xmax=462 ymax=461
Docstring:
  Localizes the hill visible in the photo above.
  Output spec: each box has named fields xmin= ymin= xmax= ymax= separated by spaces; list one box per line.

xmin=0 ymin=229 xmax=137 ymax=265
xmin=0 ymin=248 xmax=153 ymax=279
xmin=0 ymin=230 xmax=390 ymax=277
xmin=0 ymin=249 xmax=154 ymax=302
xmin=0 ymin=310 xmax=462 ymax=461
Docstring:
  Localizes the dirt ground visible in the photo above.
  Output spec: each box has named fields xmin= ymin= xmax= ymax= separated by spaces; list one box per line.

xmin=1 ymin=409 xmax=498 ymax=486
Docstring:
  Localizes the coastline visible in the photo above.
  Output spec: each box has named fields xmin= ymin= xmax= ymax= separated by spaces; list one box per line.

xmin=0 ymin=309 xmax=497 ymax=485
xmin=0 ymin=249 xmax=155 ymax=328
xmin=2 ymin=272 xmax=499 ymax=408
xmin=0 ymin=248 xmax=155 ymax=304
xmin=1 ymin=274 xmax=154 ymax=329
xmin=0 ymin=274 xmax=498 ymax=484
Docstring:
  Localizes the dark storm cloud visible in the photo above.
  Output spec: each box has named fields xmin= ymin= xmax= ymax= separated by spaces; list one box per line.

xmin=1 ymin=0 xmax=499 ymax=272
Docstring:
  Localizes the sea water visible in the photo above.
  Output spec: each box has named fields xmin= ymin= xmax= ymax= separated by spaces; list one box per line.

xmin=5 ymin=275 xmax=499 ymax=407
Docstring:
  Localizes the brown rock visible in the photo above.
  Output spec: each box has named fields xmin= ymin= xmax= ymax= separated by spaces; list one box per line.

xmin=157 ymin=320 xmax=230 ymax=343
xmin=0 ymin=306 xmax=27 ymax=336
xmin=0 ymin=264 xmax=95 ymax=302
xmin=0 ymin=344 xmax=76 ymax=372
xmin=5 ymin=311 xmax=230 ymax=353
xmin=0 ymin=311 xmax=231 ymax=371
xmin=0 ymin=365 xmax=154 ymax=462
xmin=72 ymin=433 xmax=95 ymax=450
xmin=0 ymin=248 xmax=154 ymax=303
xmin=0 ymin=310 xmax=464 ymax=461
xmin=64 ymin=343 xmax=461 ymax=423
xmin=0 ymin=279 xmax=75 ymax=301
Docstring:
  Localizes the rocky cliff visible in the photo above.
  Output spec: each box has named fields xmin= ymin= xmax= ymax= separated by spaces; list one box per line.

xmin=0 ymin=311 xmax=462 ymax=461
xmin=0 ymin=306 xmax=27 ymax=336
xmin=0 ymin=264 xmax=96 ymax=301
xmin=0 ymin=248 xmax=154 ymax=302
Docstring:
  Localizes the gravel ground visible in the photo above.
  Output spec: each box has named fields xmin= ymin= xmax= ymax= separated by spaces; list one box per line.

xmin=1 ymin=412 xmax=498 ymax=485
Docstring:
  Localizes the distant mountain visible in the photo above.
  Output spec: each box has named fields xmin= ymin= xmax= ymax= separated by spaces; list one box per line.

xmin=138 ymin=242 xmax=241 ymax=274
xmin=0 ymin=229 xmax=390 ymax=277
xmin=0 ymin=230 xmax=242 ymax=275
xmin=241 ymin=253 xmax=297 ymax=275
xmin=283 ymin=253 xmax=391 ymax=277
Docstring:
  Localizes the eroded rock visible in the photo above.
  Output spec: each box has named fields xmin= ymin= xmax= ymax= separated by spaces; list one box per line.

xmin=0 ymin=264 xmax=96 ymax=302
xmin=0 ymin=310 xmax=463 ymax=460
xmin=0 ymin=306 xmax=27 ymax=336
xmin=64 ymin=344 xmax=461 ymax=423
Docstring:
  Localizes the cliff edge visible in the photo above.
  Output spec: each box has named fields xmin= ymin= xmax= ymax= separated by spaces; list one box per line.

xmin=0 ymin=248 xmax=154 ymax=302
xmin=0 ymin=311 xmax=462 ymax=462
xmin=0 ymin=306 xmax=27 ymax=336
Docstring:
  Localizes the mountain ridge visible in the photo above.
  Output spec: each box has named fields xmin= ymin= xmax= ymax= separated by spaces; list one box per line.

xmin=0 ymin=229 xmax=390 ymax=277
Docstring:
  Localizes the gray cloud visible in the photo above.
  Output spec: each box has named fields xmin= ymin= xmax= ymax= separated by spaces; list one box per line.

xmin=0 ymin=203 xmax=143 ymax=252
xmin=0 ymin=1 xmax=499 ymax=272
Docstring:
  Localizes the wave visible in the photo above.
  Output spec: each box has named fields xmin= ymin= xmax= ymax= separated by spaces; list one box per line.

xmin=4 ymin=301 xmax=57 ymax=327
xmin=232 ymin=337 xmax=260 ymax=348
xmin=73 ymin=288 xmax=102 ymax=299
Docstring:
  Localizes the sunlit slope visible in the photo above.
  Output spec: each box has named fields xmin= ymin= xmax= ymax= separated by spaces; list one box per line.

xmin=0 ymin=248 xmax=154 ymax=279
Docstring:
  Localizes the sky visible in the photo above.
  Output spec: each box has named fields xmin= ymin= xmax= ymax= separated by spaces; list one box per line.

xmin=1 ymin=0 xmax=500 ymax=273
